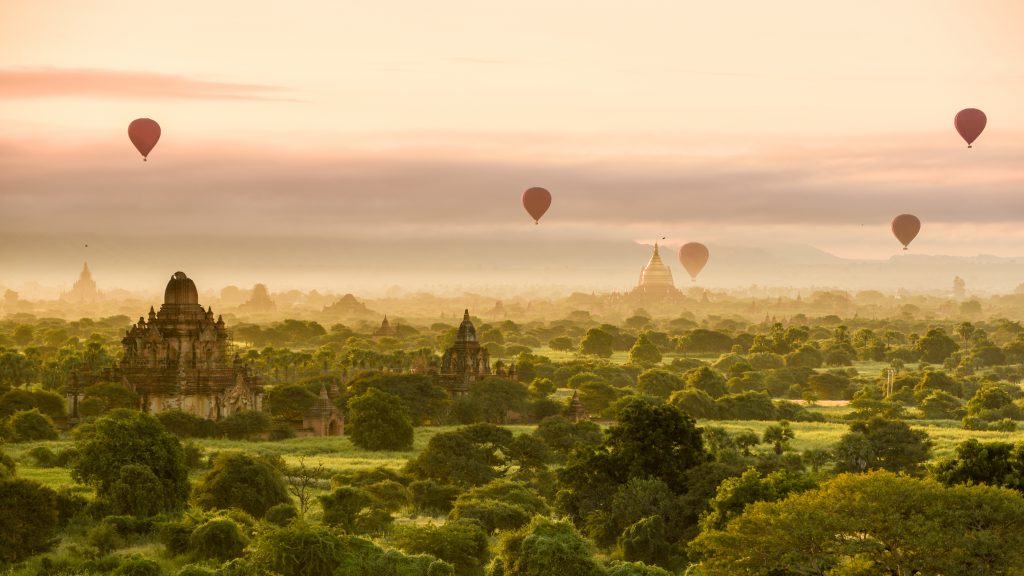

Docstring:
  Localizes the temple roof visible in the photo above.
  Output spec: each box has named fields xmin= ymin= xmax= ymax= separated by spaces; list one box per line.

xmin=456 ymin=309 xmax=477 ymax=342
xmin=638 ymin=243 xmax=676 ymax=289
xmin=164 ymin=271 xmax=199 ymax=305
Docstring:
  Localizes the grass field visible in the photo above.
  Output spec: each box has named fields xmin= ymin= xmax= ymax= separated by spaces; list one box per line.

xmin=7 ymin=420 xmax=1024 ymax=497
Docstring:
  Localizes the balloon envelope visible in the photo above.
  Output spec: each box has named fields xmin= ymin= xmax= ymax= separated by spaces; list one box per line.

xmin=678 ymin=242 xmax=709 ymax=281
xmin=128 ymin=118 xmax=161 ymax=160
xmin=522 ymin=187 xmax=552 ymax=224
xmin=954 ymin=108 xmax=986 ymax=147
xmin=891 ymin=214 xmax=921 ymax=250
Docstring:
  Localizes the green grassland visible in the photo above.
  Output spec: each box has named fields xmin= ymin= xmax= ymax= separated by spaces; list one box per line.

xmin=7 ymin=421 xmax=1024 ymax=496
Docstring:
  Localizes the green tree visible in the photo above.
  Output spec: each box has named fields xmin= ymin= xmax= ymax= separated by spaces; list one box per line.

xmin=0 ymin=478 xmax=59 ymax=562
xmin=699 ymin=468 xmax=816 ymax=531
xmin=761 ymin=421 xmax=794 ymax=455
xmin=7 ymin=408 xmax=59 ymax=441
xmin=393 ymin=519 xmax=489 ymax=576
xmin=267 ymin=383 xmax=318 ymax=421
xmin=557 ymin=399 xmax=707 ymax=527
xmin=919 ymin=390 xmax=965 ymax=419
xmin=450 ymin=479 xmax=549 ymax=534
xmin=491 ymin=516 xmax=605 ymax=576
xmin=109 ymin=464 xmax=166 ymax=517
xmin=628 ymin=334 xmax=662 ymax=365
xmin=916 ymin=328 xmax=959 ymax=364
xmin=579 ymin=328 xmax=614 ymax=358
xmin=347 ymin=388 xmax=414 ymax=451
xmin=833 ymin=416 xmax=932 ymax=474
xmin=79 ymin=382 xmax=138 ymax=417
xmin=469 ymin=377 xmax=529 ymax=424
xmin=931 ymin=439 xmax=1024 ymax=492
xmin=346 ymin=372 xmax=450 ymax=425
xmin=636 ymin=369 xmax=683 ymax=399
xmin=193 ymin=453 xmax=290 ymax=517
xmin=690 ymin=471 xmax=1024 ymax=576
xmin=216 ymin=409 xmax=273 ymax=440
xmin=616 ymin=515 xmax=672 ymax=569
xmin=685 ymin=366 xmax=727 ymax=398
xmin=405 ymin=424 xmax=513 ymax=487
xmin=72 ymin=410 xmax=189 ymax=512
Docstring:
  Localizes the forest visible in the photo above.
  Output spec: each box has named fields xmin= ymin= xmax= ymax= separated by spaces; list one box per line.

xmin=3 ymin=301 xmax=1024 ymax=576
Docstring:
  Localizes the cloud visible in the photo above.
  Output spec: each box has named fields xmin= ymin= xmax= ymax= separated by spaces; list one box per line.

xmin=0 ymin=67 xmax=294 ymax=101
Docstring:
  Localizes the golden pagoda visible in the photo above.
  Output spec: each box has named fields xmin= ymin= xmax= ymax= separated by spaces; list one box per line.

xmin=633 ymin=243 xmax=679 ymax=295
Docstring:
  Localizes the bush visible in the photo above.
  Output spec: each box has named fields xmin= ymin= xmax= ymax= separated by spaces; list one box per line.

xmin=157 ymin=409 xmax=218 ymax=438
xmin=113 ymin=555 xmax=162 ymax=576
xmin=265 ymin=502 xmax=299 ymax=526
xmin=0 ymin=478 xmax=59 ymax=562
xmin=347 ymin=388 xmax=415 ymax=451
xmin=249 ymin=521 xmax=348 ymax=576
xmin=188 ymin=517 xmax=248 ymax=561
xmin=616 ymin=515 xmax=672 ymax=569
xmin=109 ymin=464 xmax=166 ymax=517
xmin=8 ymin=408 xmax=59 ymax=441
xmin=606 ymin=561 xmax=674 ymax=576
xmin=362 ymin=479 xmax=410 ymax=512
xmin=410 ymin=480 xmax=461 ymax=514
xmin=216 ymin=410 xmax=272 ymax=440
xmin=491 ymin=516 xmax=604 ymax=576
xmin=28 ymin=445 xmax=58 ymax=467
xmin=449 ymin=480 xmax=548 ymax=534
xmin=393 ymin=519 xmax=489 ymax=576
xmin=72 ymin=409 xmax=190 ymax=513
xmin=319 ymin=486 xmax=374 ymax=531
xmin=194 ymin=453 xmax=290 ymax=518
xmin=88 ymin=520 xmax=125 ymax=555
xmin=176 ymin=566 xmax=216 ymax=576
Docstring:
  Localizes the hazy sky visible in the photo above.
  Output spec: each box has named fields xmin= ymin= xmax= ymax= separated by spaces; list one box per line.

xmin=2 ymin=1 xmax=1024 ymax=293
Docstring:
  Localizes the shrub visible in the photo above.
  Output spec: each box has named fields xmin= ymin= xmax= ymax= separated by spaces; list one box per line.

xmin=113 ymin=554 xmax=162 ymax=576
xmin=109 ymin=464 xmax=166 ymax=517
xmin=265 ymin=503 xmax=299 ymax=526
xmin=28 ymin=445 xmax=58 ymax=467
xmin=347 ymin=388 xmax=415 ymax=451
xmin=176 ymin=566 xmax=216 ymax=576
xmin=319 ymin=486 xmax=374 ymax=531
xmin=194 ymin=453 xmax=290 ymax=518
xmin=216 ymin=410 xmax=272 ymax=440
xmin=491 ymin=516 xmax=604 ymax=576
xmin=188 ymin=517 xmax=248 ymax=561
xmin=72 ymin=410 xmax=190 ymax=513
xmin=362 ymin=479 xmax=410 ymax=512
xmin=449 ymin=480 xmax=548 ymax=534
xmin=248 ymin=521 xmax=348 ymax=576
xmin=0 ymin=478 xmax=59 ymax=562
xmin=409 ymin=480 xmax=460 ymax=514
xmin=606 ymin=561 xmax=674 ymax=576
xmin=616 ymin=515 xmax=672 ymax=568
xmin=156 ymin=409 xmax=217 ymax=438
xmin=88 ymin=520 xmax=125 ymax=555
xmin=393 ymin=519 xmax=489 ymax=576
xmin=8 ymin=408 xmax=59 ymax=441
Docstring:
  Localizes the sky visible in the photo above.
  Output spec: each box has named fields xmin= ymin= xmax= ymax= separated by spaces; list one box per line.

xmin=2 ymin=1 xmax=1024 ymax=294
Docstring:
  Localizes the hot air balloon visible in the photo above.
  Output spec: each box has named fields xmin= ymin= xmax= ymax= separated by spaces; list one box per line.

xmin=128 ymin=118 xmax=161 ymax=161
xmin=678 ymin=242 xmax=709 ymax=281
xmin=891 ymin=214 xmax=921 ymax=250
xmin=955 ymin=108 xmax=986 ymax=148
xmin=522 ymin=187 xmax=552 ymax=224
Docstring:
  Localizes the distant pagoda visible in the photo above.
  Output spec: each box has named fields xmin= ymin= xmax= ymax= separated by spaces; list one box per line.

xmin=61 ymin=262 xmax=101 ymax=303
xmin=632 ymin=243 xmax=679 ymax=296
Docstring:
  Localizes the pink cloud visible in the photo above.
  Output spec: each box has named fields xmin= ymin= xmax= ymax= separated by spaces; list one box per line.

xmin=0 ymin=67 xmax=294 ymax=101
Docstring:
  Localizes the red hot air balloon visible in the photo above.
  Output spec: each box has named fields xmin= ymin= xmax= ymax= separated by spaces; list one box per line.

xmin=128 ymin=118 xmax=161 ymax=161
xmin=891 ymin=214 xmax=921 ymax=250
xmin=678 ymin=242 xmax=709 ymax=281
xmin=522 ymin=187 xmax=552 ymax=224
xmin=954 ymin=108 xmax=986 ymax=148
